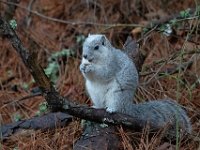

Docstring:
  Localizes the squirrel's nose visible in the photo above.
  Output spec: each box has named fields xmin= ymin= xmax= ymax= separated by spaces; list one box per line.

xmin=83 ymin=54 xmax=87 ymax=59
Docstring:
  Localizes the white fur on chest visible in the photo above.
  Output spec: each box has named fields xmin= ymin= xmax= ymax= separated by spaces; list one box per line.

xmin=86 ymin=80 xmax=109 ymax=108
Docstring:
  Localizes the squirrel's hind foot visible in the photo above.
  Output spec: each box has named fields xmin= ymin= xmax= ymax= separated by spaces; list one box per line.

xmin=106 ymin=107 xmax=117 ymax=113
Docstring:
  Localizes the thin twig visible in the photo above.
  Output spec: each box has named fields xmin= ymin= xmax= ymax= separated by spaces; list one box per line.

xmin=25 ymin=0 xmax=35 ymax=27
xmin=2 ymin=92 xmax=42 ymax=106
xmin=137 ymin=25 xmax=158 ymax=43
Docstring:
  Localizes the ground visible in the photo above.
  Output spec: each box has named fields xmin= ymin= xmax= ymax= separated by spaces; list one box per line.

xmin=0 ymin=0 xmax=200 ymax=149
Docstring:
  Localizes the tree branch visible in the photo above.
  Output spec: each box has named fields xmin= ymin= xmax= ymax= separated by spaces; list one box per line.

xmin=0 ymin=18 xmax=158 ymax=139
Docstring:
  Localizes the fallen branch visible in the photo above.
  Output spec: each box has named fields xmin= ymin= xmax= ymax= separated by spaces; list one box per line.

xmin=1 ymin=112 xmax=72 ymax=140
xmin=0 ymin=17 xmax=153 ymax=139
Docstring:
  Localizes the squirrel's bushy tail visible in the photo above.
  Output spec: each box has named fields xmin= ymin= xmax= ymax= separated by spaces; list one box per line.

xmin=124 ymin=99 xmax=191 ymax=137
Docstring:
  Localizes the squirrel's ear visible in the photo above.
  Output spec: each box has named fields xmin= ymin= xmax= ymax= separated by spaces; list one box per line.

xmin=88 ymin=33 xmax=91 ymax=37
xmin=101 ymin=35 xmax=106 ymax=46
xmin=101 ymin=35 xmax=111 ymax=47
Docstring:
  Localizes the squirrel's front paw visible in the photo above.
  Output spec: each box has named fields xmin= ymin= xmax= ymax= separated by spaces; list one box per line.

xmin=80 ymin=63 xmax=94 ymax=73
xmin=106 ymin=107 xmax=116 ymax=113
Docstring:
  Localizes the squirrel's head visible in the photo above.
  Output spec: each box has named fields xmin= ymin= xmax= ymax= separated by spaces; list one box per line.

xmin=82 ymin=34 xmax=112 ymax=64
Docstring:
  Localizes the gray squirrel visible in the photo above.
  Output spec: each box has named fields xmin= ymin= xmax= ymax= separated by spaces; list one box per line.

xmin=80 ymin=34 xmax=191 ymax=136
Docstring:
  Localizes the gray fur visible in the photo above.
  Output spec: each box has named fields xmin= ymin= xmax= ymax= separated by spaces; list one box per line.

xmin=80 ymin=34 xmax=191 ymax=136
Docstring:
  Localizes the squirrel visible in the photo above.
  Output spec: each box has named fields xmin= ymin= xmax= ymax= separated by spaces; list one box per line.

xmin=80 ymin=34 xmax=191 ymax=136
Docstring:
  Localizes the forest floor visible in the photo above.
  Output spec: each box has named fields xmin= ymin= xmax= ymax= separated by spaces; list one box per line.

xmin=0 ymin=0 xmax=200 ymax=149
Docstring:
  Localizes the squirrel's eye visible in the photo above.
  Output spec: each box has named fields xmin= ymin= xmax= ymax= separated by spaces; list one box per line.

xmin=94 ymin=45 xmax=99 ymax=50
xmin=102 ymin=41 xmax=105 ymax=46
